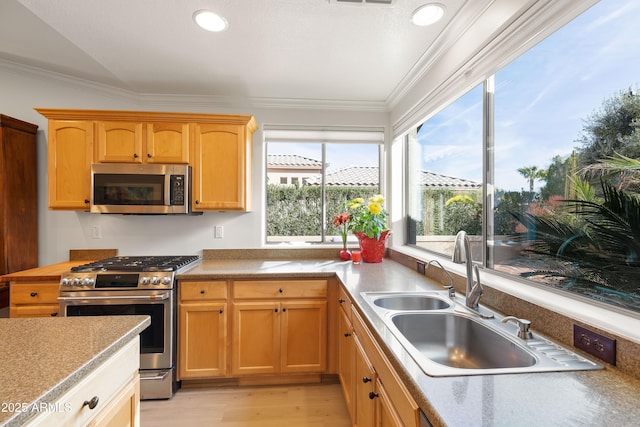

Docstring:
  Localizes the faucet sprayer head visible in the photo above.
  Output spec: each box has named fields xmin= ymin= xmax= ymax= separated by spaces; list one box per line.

xmin=451 ymin=230 xmax=468 ymax=264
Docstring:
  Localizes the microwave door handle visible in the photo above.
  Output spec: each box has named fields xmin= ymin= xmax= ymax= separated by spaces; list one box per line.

xmin=58 ymin=292 xmax=171 ymax=303
xmin=165 ymin=174 xmax=172 ymax=206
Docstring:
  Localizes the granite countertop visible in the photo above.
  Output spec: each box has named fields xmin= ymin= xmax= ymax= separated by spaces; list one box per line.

xmin=180 ymin=257 xmax=640 ymax=426
xmin=0 ymin=316 xmax=150 ymax=427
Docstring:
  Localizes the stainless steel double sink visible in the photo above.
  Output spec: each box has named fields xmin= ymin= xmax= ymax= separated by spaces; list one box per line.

xmin=361 ymin=291 xmax=603 ymax=376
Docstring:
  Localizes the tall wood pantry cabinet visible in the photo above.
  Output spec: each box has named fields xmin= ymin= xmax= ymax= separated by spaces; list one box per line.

xmin=0 ymin=115 xmax=39 ymax=308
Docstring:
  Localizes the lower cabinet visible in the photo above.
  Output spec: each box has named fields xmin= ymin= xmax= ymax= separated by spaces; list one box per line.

xmin=338 ymin=289 xmax=356 ymax=420
xmin=231 ymin=297 xmax=327 ymax=376
xmin=178 ymin=281 xmax=228 ymax=379
xmin=177 ymin=278 xmax=329 ymax=381
xmin=343 ymin=289 xmax=420 ymax=427
xmin=27 ymin=337 xmax=140 ymax=427
xmin=9 ymin=281 xmax=59 ymax=318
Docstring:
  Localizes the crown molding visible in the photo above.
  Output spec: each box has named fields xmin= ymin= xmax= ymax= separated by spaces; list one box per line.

xmin=0 ymin=58 xmax=389 ymax=113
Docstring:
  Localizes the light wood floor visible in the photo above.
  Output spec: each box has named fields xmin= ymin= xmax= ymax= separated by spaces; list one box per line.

xmin=140 ymin=383 xmax=352 ymax=426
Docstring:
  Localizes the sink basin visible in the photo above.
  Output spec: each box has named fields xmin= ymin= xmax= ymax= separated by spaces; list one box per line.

xmin=391 ymin=312 xmax=535 ymax=369
xmin=373 ymin=295 xmax=451 ymax=311
xmin=360 ymin=290 xmax=603 ymax=376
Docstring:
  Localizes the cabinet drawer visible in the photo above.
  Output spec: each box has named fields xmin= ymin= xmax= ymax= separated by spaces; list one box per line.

xmin=10 ymin=283 xmax=59 ymax=304
xmin=10 ymin=304 xmax=60 ymax=318
xmin=27 ymin=337 xmax=139 ymax=427
xmin=180 ymin=281 xmax=227 ymax=301
xmin=338 ymin=284 xmax=352 ymax=321
xmin=233 ymin=280 xmax=328 ymax=299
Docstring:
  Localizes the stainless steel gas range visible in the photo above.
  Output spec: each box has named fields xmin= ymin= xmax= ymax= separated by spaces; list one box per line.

xmin=58 ymin=255 xmax=200 ymax=400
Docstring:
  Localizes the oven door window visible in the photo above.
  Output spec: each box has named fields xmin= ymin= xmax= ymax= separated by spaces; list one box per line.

xmin=66 ymin=304 xmax=164 ymax=354
xmin=93 ymin=173 xmax=164 ymax=206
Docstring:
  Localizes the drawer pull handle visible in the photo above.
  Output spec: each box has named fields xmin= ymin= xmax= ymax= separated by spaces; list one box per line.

xmin=279 ymin=288 xmax=283 ymax=293
xmin=200 ymin=290 xmax=206 ymax=295
xmin=133 ymin=153 xmax=139 ymax=159
xmin=283 ymin=307 xmax=287 ymax=312
xmin=362 ymin=377 xmax=372 ymax=383
xmin=51 ymin=312 xmax=58 ymax=317
xmin=147 ymin=153 xmax=153 ymax=158
xmin=219 ymin=308 xmax=224 ymax=314
xmin=369 ymin=391 xmax=379 ymax=400
xmin=338 ymin=298 xmax=345 ymax=303
xmin=344 ymin=333 xmax=351 ymax=337
xmin=83 ymin=396 xmax=99 ymax=410
xmin=30 ymin=292 xmax=37 ymax=297
xmin=274 ymin=308 xmax=278 ymax=313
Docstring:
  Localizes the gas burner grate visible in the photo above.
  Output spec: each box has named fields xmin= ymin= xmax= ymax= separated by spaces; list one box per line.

xmin=71 ymin=255 xmax=200 ymax=272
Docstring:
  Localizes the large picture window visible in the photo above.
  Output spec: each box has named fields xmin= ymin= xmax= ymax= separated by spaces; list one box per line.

xmin=406 ymin=0 xmax=640 ymax=314
xmin=265 ymin=128 xmax=383 ymax=244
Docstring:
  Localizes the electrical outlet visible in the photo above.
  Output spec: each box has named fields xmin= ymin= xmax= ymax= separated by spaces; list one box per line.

xmin=91 ymin=226 xmax=102 ymax=239
xmin=214 ymin=225 xmax=224 ymax=239
xmin=573 ymin=324 xmax=616 ymax=365
xmin=416 ymin=261 xmax=426 ymax=275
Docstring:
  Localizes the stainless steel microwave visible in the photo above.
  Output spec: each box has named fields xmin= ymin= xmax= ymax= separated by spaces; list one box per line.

xmin=90 ymin=163 xmax=197 ymax=214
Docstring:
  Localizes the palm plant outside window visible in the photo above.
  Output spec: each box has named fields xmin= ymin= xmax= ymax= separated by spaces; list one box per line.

xmin=405 ymin=0 xmax=640 ymax=314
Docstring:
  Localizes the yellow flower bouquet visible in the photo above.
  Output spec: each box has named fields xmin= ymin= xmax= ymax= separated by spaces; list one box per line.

xmin=347 ymin=195 xmax=389 ymax=240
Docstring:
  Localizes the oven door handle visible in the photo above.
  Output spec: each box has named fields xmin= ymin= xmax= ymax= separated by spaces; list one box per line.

xmin=58 ymin=292 xmax=171 ymax=303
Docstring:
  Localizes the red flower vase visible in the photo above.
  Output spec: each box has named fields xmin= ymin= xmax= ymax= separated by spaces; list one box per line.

xmin=339 ymin=248 xmax=352 ymax=261
xmin=355 ymin=230 xmax=390 ymax=263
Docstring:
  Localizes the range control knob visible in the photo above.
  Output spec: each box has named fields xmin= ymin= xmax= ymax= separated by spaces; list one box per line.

xmin=72 ymin=278 xmax=82 ymax=286
xmin=151 ymin=277 xmax=161 ymax=285
xmin=140 ymin=277 xmax=150 ymax=286
xmin=81 ymin=277 xmax=95 ymax=287
xmin=61 ymin=278 xmax=71 ymax=286
xmin=161 ymin=276 xmax=172 ymax=285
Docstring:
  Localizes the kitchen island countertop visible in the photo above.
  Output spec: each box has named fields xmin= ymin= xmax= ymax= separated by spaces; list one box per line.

xmin=0 ymin=315 xmax=150 ymax=427
xmin=180 ymin=257 xmax=640 ymax=426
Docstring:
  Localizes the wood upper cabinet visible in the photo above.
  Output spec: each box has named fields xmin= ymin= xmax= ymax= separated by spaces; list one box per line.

xmin=146 ymin=123 xmax=190 ymax=163
xmin=96 ymin=121 xmax=189 ymax=164
xmin=36 ymin=109 xmax=256 ymax=212
xmin=191 ymin=120 xmax=256 ymax=211
xmin=96 ymin=121 xmax=143 ymax=163
xmin=47 ymin=119 xmax=93 ymax=209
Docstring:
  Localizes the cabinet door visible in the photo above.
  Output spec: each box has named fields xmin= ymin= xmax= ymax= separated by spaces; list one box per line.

xmin=338 ymin=307 xmax=356 ymax=420
xmin=97 ymin=121 xmax=143 ymax=163
xmin=355 ymin=337 xmax=377 ymax=427
xmin=178 ymin=302 xmax=227 ymax=379
xmin=145 ymin=123 xmax=189 ymax=164
xmin=191 ymin=123 xmax=249 ymax=211
xmin=48 ymin=120 xmax=93 ymax=209
xmin=231 ymin=301 xmax=280 ymax=375
xmin=376 ymin=380 xmax=404 ymax=427
xmin=281 ymin=300 xmax=327 ymax=373
xmin=92 ymin=374 xmax=140 ymax=427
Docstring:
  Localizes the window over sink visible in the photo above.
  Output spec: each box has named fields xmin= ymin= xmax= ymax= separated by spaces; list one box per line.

xmin=404 ymin=0 xmax=640 ymax=315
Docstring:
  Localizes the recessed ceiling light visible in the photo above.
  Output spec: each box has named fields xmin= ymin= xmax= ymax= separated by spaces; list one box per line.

xmin=193 ymin=10 xmax=228 ymax=32
xmin=411 ymin=3 xmax=445 ymax=26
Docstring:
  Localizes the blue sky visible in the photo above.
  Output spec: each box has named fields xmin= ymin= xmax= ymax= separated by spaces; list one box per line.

xmin=417 ymin=0 xmax=640 ymax=192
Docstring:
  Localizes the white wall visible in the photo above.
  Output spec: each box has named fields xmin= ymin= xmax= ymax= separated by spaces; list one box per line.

xmin=0 ymin=61 xmax=388 ymax=265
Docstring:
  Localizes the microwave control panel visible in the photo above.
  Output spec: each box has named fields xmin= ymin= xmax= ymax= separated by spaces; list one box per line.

xmin=170 ymin=175 xmax=185 ymax=205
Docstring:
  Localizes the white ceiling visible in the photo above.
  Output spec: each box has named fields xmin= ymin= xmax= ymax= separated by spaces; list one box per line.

xmin=1 ymin=0 xmax=476 ymax=108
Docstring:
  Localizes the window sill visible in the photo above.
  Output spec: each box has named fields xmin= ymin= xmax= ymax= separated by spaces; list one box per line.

xmin=393 ymin=245 xmax=640 ymax=346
